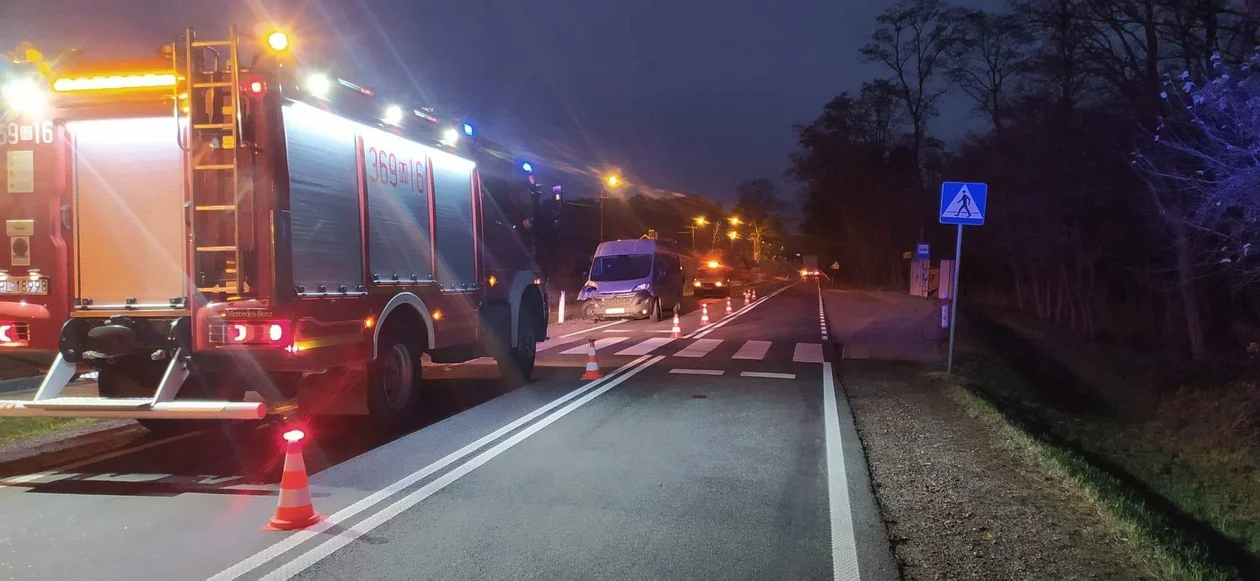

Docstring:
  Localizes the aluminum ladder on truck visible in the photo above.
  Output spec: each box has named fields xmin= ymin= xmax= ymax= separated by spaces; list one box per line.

xmin=185 ymin=26 xmax=249 ymax=299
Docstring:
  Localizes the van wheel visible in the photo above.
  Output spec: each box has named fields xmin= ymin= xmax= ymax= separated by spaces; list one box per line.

xmin=368 ymin=329 xmax=421 ymax=432
xmin=650 ymin=298 xmax=665 ymax=322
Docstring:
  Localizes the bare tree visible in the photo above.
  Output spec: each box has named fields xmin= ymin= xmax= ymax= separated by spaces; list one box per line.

xmin=860 ymin=0 xmax=966 ymax=236
xmin=948 ymin=11 xmax=1032 ymax=138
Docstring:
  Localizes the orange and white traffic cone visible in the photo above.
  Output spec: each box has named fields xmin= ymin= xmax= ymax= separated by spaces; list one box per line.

xmin=581 ymin=338 xmax=603 ymax=380
xmin=670 ymin=312 xmax=682 ymax=338
xmin=751 ymin=288 xmax=757 ymax=301
xmin=701 ymin=303 xmax=710 ymax=325
xmin=725 ymin=296 xmax=733 ymax=315
xmin=263 ymin=429 xmax=324 ymax=531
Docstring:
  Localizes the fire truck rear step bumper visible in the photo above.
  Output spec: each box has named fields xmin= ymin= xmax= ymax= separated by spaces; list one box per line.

xmin=0 ymin=397 xmax=267 ymax=420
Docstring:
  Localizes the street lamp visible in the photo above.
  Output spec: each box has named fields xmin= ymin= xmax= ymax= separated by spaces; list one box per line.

xmin=727 ymin=229 xmax=739 ymax=248
xmin=690 ymin=216 xmax=708 ymax=252
xmin=728 ymin=216 xmax=742 ymax=226
xmin=601 ymin=174 xmax=621 ymax=241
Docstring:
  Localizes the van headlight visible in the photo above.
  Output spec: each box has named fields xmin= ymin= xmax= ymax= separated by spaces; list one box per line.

xmin=632 ymin=282 xmax=650 ymax=292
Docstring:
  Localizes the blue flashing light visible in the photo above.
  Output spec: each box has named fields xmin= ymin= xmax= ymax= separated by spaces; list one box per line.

xmin=521 ymin=162 xmax=533 ymax=173
xmin=462 ymin=123 xmax=474 ymax=137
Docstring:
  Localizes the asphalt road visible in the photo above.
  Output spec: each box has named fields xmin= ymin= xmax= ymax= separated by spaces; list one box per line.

xmin=0 ymin=280 xmax=896 ymax=581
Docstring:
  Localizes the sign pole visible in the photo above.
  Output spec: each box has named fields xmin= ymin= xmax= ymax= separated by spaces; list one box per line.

xmin=947 ymin=224 xmax=963 ymax=374
xmin=939 ymin=180 xmax=987 ymax=374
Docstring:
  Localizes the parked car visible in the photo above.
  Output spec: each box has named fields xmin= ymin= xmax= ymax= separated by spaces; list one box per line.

xmin=693 ymin=260 xmax=732 ymax=298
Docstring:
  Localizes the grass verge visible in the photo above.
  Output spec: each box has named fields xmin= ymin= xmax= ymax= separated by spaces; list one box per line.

xmin=0 ymin=417 xmax=101 ymax=446
xmin=945 ymin=381 xmax=1237 ymax=580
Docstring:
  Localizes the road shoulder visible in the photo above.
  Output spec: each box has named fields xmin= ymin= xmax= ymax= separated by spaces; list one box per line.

xmin=841 ymin=360 xmax=1155 ymax=580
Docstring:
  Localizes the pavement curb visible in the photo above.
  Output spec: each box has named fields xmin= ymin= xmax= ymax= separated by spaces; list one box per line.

xmin=0 ymin=420 xmax=142 ymax=472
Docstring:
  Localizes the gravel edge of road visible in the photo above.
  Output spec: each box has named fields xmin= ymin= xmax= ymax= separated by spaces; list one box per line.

xmin=842 ymin=360 xmax=1158 ymax=580
xmin=824 ymin=341 xmax=904 ymax=581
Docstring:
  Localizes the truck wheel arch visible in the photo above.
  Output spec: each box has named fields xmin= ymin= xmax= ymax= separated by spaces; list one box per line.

xmin=507 ymin=271 xmax=545 ymax=348
xmin=373 ymin=293 xmax=436 ymax=359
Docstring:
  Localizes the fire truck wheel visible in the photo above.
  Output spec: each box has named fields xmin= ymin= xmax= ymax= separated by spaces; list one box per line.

xmin=500 ymin=301 xmax=539 ymax=385
xmin=368 ymin=330 xmax=421 ymax=430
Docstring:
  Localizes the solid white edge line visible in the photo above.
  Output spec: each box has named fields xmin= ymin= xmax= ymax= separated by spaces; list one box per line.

xmin=668 ymin=369 xmax=725 ymax=376
xmin=2 ymin=430 xmax=202 ymax=485
xmin=262 ymin=355 xmax=668 ymax=581
xmin=823 ymin=361 xmax=861 ymax=580
xmin=558 ymin=319 xmax=624 ymax=338
xmin=739 ymin=371 xmax=796 ymax=380
xmin=210 ymin=353 xmax=654 ymax=581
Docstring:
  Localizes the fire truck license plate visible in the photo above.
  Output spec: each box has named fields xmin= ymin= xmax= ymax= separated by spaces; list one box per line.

xmin=0 ymin=279 xmax=49 ymax=295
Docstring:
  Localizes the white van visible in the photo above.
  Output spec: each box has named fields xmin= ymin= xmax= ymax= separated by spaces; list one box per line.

xmin=577 ymin=239 xmax=684 ymax=321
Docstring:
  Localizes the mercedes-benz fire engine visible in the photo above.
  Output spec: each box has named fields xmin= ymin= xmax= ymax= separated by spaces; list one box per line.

xmin=0 ymin=27 xmax=557 ymax=431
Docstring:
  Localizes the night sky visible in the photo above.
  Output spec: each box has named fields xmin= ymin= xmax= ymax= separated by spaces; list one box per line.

xmin=2 ymin=0 xmax=991 ymax=205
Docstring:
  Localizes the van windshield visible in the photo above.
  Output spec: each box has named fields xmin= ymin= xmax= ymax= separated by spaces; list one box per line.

xmin=591 ymin=254 xmax=653 ymax=282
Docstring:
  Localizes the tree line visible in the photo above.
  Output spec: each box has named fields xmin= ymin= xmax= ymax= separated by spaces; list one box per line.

xmin=791 ymin=0 xmax=1260 ymax=357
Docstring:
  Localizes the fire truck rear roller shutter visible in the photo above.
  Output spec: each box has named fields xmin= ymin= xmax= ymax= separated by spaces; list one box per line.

xmin=282 ymin=103 xmax=365 ymax=294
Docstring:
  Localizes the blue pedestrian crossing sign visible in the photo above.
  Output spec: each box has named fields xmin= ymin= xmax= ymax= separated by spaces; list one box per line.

xmin=940 ymin=182 xmax=987 ymax=226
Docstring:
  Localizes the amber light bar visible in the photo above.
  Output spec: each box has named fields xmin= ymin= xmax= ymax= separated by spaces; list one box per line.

xmin=52 ymin=73 xmax=177 ymax=92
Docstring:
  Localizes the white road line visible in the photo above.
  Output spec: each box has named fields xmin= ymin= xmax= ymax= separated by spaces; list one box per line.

xmin=793 ymin=342 xmax=824 ymax=364
xmin=210 ymin=354 xmax=655 ymax=581
xmin=739 ymin=371 xmax=796 ymax=380
xmin=669 ymin=368 xmax=724 ymax=376
xmin=673 ymin=338 xmax=721 ymax=358
xmin=559 ymin=336 xmax=628 ymax=355
xmin=259 ymin=355 xmax=667 ymax=581
xmin=615 ymin=337 xmax=675 ymax=356
xmin=731 ymin=340 xmax=772 ymax=360
xmin=603 ymin=329 xmax=671 ymax=333
xmin=688 ymin=283 xmax=797 ymax=339
xmin=823 ymin=361 xmax=861 ymax=579
xmin=1 ymin=430 xmax=201 ymax=485
xmin=558 ymin=319 xmax=624 ymax=338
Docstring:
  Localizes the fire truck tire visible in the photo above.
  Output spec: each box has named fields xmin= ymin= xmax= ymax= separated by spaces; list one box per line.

xmin=367 ymin=328 xmax=422 ymax=430
xmin=499 ymin=301 xmax=539 ymax=385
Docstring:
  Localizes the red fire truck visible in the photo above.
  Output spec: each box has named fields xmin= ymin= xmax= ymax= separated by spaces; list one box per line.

xmin=0 ymin=28 xmax=555 ymax=431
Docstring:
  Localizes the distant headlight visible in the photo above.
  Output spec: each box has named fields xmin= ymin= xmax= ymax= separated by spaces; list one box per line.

xmin=693 ymin=280 xmax=702 ymax=287
xmin=715 ymin=281 xmax=723 ymax=287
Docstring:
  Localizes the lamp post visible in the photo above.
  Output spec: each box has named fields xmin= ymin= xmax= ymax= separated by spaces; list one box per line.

xmin=601 ymin=174 xmax=620 ymax=241
xmin=691 ymin=216 xmax=708 ymax=252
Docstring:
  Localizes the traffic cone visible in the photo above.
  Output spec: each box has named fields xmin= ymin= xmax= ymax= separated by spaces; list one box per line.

xmin=701 ymin=303 xmax=710 ymax=325
xmin=751 ymin=288 xmax=757 ymax=301
xmin=263 ymin=430 xmax=324 ymax=531
xmin=725 ymin=296 xmax=733 ymax=315
xmin=670 ymin=312 xmax=682 ymax=338
xmin=581 ymin=338 xmax=603 ymax=380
